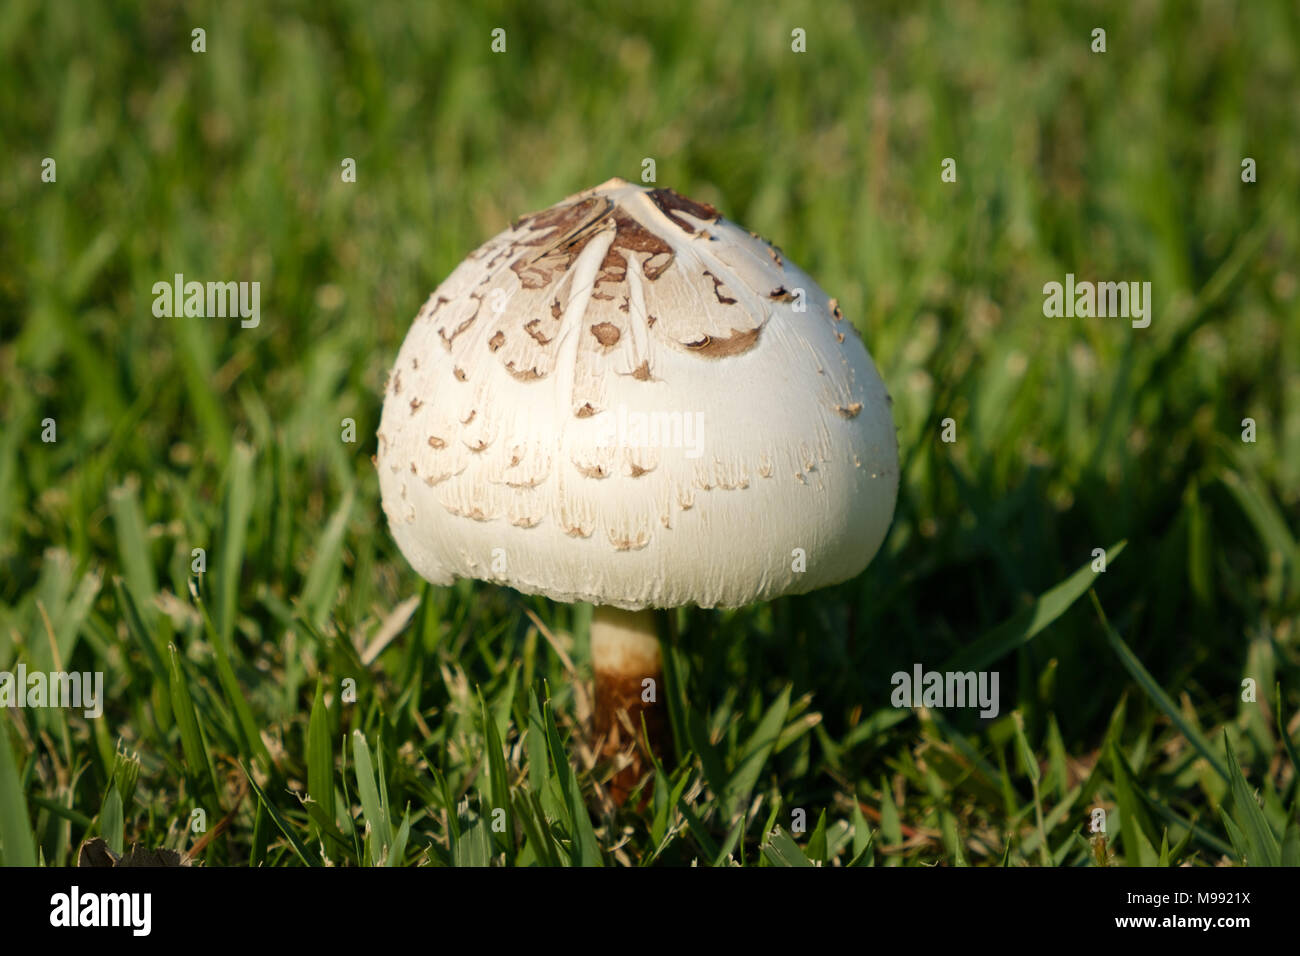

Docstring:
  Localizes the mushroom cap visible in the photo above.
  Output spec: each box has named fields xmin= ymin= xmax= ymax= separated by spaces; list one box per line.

xmin=377 ymin=178 xmax=898 ymax=610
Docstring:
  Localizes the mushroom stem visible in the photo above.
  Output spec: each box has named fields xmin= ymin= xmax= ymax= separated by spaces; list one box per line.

xmin=590 ymin=606 xmax=667 ymax=805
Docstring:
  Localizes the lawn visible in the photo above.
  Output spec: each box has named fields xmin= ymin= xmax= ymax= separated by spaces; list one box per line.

xmin=1 ymin=0 xmax=1298 ymax=867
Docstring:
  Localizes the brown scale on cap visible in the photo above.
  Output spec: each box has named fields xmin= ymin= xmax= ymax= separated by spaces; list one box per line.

xmin=645 ymin=187 xmax=719 ymax=233
xmin=590 ymin=322 xmax=621 ymax=346
xmin=684 ymin=326 xmax=761 ymax=358
xmin=505 ymin=362 xmax=542 ymax=380
xmin=438 ymin=314 xmax=477 ymax=351
xmin=422 ymin=295 xmax=450 ymax=321
xmin=701 ymin=269 xmax=738 ymax=305
xmin=513 ymin=194 xmax=611 ymax=236
xmin=602 ymin=211 xmax=675 ymax=280
xmin=509 ymin=198 xmax=613 ymax=289
xmin=523 ymin=319 xmax=552 ymax=345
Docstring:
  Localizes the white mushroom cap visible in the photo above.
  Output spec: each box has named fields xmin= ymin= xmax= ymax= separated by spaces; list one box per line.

xmin=376 ymin=178 xmax=898 ymax=610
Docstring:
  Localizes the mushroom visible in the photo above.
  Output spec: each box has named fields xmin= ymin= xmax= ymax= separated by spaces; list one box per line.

xmin=376 ymin=178 xmax=898 ymax=803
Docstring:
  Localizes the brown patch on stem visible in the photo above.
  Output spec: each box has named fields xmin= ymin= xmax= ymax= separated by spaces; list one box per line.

xmin=594 ymin=665 xmax=669 ymax=807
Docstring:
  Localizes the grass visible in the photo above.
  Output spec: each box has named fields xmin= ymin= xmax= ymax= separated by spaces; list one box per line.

xmin=1 ymin=0 xmax=1299 ymax=866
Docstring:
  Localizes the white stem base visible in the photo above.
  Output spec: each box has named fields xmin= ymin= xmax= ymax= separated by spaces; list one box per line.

xmin=590 ymin=606 xmax=661 ymax=680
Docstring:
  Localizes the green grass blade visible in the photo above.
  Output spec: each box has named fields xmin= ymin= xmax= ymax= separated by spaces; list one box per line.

xmin=723 ymin=685 xmax=791 ymax=817
xmin=307 ymin=681 xmax=335 ymax=836
xmin=168 ymin=642 xmax=216 ymax=799
xmin=1280 ymin=822 xmax=1300 ymax=867
xmin=216 ymin=442 xmax=254 ymax=645
xmin=1276 ymin=684 xmax=1300 ymax=780
xmin=242 ymin=763 xmax=321 ymax=866
xmin=109 ymin=478 xmax=156 ymax=612
xmin=761 ymin=827 xmax=814 ymax=867
xmin=388 ymin=806 xmax=411 ymax=867
xmin=1092 ymin=592 xmax=1229 ymax=782
xmin=113 ymin=577 xmax=168 ymax=687
xmin=1222 ymin=731 xmax=1281 ymax=866
xmin=0 ymin=728 xmax=37 ymax=866
xmin=946 ymin=541 xmax=1126 ymax=673
xmin=480 ymin=694 xmax=514 ymax=862
xmin=99 ymin=786 xmax=123 ymax=856
xmin=300 ymin=488 xmax=354 ymax=627
xmin=526 ymin=688 xmax=551 ymax=810
xmin=192 ymin=579 xmax=272 ymax=770
xmin=351 ymin=730 xmax=390 ymax=865
xmin=806 ymin=809 xmax=828 ymax=864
